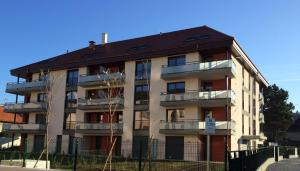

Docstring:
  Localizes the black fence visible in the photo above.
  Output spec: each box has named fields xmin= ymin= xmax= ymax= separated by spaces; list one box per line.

xmin=228 ymin=146 xmax=298 ymax=171
xmin=0 ymin=141 xmax=225 ymax=171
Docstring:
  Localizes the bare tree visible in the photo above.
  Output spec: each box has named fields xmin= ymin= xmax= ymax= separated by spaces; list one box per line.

xmin=34 ymin=70 xmax=64 ymax=169
xmin=95 ymin=68 xmax=124 ymax=171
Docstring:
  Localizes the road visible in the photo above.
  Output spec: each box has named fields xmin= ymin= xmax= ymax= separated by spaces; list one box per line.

xmin=266 ymin=159 xmax=300 ymax=171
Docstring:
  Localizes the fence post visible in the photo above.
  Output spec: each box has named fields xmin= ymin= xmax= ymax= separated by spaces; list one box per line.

xmin=22 ymin=137 xmax=27 ymax=167
xmin=73 ymin=138 xmax=78 ymax=171
xmin=275 ymin=146 xmax=278 ymax=162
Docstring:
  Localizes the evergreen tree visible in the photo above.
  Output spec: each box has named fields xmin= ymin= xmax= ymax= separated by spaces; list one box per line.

xmin=263 ymin=84 xmax=295 ymax=143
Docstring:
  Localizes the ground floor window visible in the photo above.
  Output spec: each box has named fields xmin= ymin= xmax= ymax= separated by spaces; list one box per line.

xmin=33 ymin=135 xmax=45 ymax=153
xmin=165 ymin=136 xmax=184 ymax=160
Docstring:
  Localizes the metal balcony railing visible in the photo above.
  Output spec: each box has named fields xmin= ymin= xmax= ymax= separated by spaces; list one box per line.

xmin=77 ymin=97 xmax=124 ymax=109
xmin=161 ymin=59 xmax=236 ymax=76
xmin=76 ymin=122 xmax=123 ymax=130
xmin=160 ymin=90 xmax=236 ymax=103
xmin=3 ymin=123 xmax=46 ymax=132
xmin=4 ymin=102 xmax=47 ymax=113
xmin=78 ymin=72 xmax=125 ymax=87
xmin=6 ymin=77 xmax=48 ymax=94
xmin=159 ymin=120 xmax=236 ymax=132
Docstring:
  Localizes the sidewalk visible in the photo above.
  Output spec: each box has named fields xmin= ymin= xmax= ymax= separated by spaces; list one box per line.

xmin=266 ymin=158 xmax=300 ymax=171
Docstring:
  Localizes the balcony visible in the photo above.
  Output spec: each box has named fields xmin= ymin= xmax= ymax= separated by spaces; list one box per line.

xmin=160 ymin=90 xmax=236 ymax=107
xmin=161 ymin=60 xmax=236 ymax=80
xmin=76 ymin=122 xmax=123 ymax=135
xmin=6 ymin=78 xmax=48 ymax=95
xmin=78 ymin=72 xmax=125 ymax=87
xmin=77 ymin=97 xmax=124 ymax=110
xmin=259 ymin=132 xmax=267 ymax=140
xmin=159 ymin=120 xmax=235 ymax=135
xmin=4 ymin=102 xmax=47 ymax=113
xmin=259 ymin=92 xmax=264 ymax=105
xmin=259 ymin=113 xmax=265 ymax=124
xmin=2 ymin=123 xmax=46 ymax=133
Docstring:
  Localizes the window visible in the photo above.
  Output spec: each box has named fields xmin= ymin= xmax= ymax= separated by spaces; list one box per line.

xmin=202 ymin=81 xmax=213 ymax=91
xmin=167 ymin=82 xmax=185 ymax=94
xmin=168 ymin=55 xmax=186 ymax=67
xmin=65 ymin=91 xmax=77 ymax=108
xmin=64 ymin=113 xmax=76 ymax=130
xmin=37 ymin=93 xmax=47 ymax=102
xmin=253 ymin=99 xmax=256 ymax=115
xmin=242 ymin=68 xmax=245 ymax=86
xmin=135 ymin=85 xmax=149 ymax=105
xmin=36 ymin=114 xmax=46 ymax=124
xmin=242 ymin=90 xmax=244 ymax=110
xmin=135 ymin=60 xmax=151 ymax=80
xmin=134 ymin=111 xmax=150 ymax=130
xmin=253 ymin=120 xmax=256 ymax=135
xmin=242 ymin=115 xmax=244 ymax=134
xmin=248 ymin=94 xmax=251 ymax=113
xmin=68 ymin=136 xmax=75 ymax=154
xmin=66 ymin=69 xmax=79 ymax=86
xmin=253 ymin=80 xmax=256 ymax=95
xmin=56 ymin=135 xmax=62 ymax=153
xmin=166 ymin=109 xmax=185 ymax=122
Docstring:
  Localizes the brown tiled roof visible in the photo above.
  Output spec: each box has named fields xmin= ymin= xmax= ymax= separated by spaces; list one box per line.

xmin=11 ymin=26 xmax=234 ymax=78
xmin=0 ymin=106 xmax=23 ymax=123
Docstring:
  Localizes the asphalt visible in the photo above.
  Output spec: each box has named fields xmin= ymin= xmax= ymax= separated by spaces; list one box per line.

xmin=266 ymin=158 xmax=300 ymax=171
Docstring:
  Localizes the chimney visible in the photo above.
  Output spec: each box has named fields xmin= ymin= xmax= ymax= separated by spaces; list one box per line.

xmin=89 ymin=41 xmax=96 ymax=50
xmin=102 ymin=32 xmax=108 ymax=45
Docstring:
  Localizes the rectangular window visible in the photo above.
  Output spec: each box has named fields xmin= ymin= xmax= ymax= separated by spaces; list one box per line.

xmin=134 ymin=84 xmax=149 ymax=105
xmin=135 ymin=60 xmax=151 ymax=80
xmin=166 ymin=109 xmax=185 ymax=122
xmin=37 ymin=93 xmax=47 ymax=102
xmin=253 ymin=120 xmax=256 ymax=135
xmin=65 ymin=91 xmax=77 ymax=108
xmin=64 ymin=113 xmax=76 ymax=130
xmin=253 ymin=80 xmax=256 ymax=95
xmin=36 ymin=114 xmax=46 ymax=124
xmin=248 ymin=94 xmax=251 ymax=113
xmin=66 ymin=69 xmax=79 ymax=87
xmin=168 ymin=55 xmax=186 ymax=67
xmin=134 ymin=111 xmax=150 ymax=130
xmin=242 ymin=90 xmax=245 ymax=110
xmin=242 ymin=67 xmax=245 ymax=86
xmin=33 ymin=135 xmax=45 ymax=153
xmin=202 ymin=81 xmax=213 ymax=91
xmin=68 ymin=136 xmax=74 ymax=154
xmin=253 ymin=99 xmax=256 ymax=115
xmin=242 ymin=115 xmax=244 ymax=134
xmin=167 ymin=82 xmax=185 ymax=94
xmin=248 ymin=74 xmax=251 ymax=90
xmin=56 ymin=135 xmax=62 ymax=153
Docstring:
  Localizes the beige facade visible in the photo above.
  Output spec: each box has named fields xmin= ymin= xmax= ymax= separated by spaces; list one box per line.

xmin=4 ymin=27 xmax=268 ymax=161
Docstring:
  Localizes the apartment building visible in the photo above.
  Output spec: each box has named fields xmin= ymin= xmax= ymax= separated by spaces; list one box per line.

xmin=3 ymin=26 xmax=267 ymax=161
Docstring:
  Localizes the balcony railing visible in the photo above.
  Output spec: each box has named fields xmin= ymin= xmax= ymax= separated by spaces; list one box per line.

xmin=76 ymin=122 xmax=123 ymax=134
xmin=160 ymin=90 xmax=236 ymax=107
xmin=78 ymin=72 xmax=125 ymax=87
xmin=2 ymin=123 xmax=46 ymax=133
xmin=6 ymin=78 xmax=48 ymax=94
xmin=159 ymin=120 xmax=235 ymax=134
xmin=161 ymin=60 xmax=236 ymax=79
xmin=77 ymin=97 xmax=124 ymax=110
xmin=4 ymin=102 xmax=47 ymax=113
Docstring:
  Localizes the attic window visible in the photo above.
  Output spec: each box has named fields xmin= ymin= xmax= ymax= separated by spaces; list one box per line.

xmin=185 ymin=35 xmax=209 ymax=42
xmin=128 ymin=44 xmax=149 ymax=51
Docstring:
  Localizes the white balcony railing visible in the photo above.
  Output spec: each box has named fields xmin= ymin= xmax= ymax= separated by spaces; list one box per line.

xmin=78 ymin=72 xmax=125 ymax=86
xmin=160 ymin=120 xmax=236 ymax=131
xmin=76 ymin=123 xmax=123 ymax=130
xmin=161 ymin=60 xmax=236 ymax=75
xmin=4 ymin=102 xmax=47 ymax=113
xmin=160 ymin=90 xmax=236 ymax=103
xmin=6 ymin=78 xmax=48 ymax=93
xmin=3 ymin=123 xmax=46 ymax=132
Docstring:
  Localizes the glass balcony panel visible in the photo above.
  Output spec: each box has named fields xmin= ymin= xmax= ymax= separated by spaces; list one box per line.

xmin=6 ymin=78 xmax=48 ymax=93
xmin=76 ymin=123 xmax=123 ymax=130
xmin=78 ymin=72 xmax=125 ymax=86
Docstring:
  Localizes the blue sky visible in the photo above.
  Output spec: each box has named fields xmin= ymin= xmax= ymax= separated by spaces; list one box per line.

xmin=0 ymin=0 xmax=299 ymax=110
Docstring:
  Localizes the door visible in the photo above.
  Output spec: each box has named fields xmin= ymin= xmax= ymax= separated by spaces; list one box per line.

xmin=33 ymin=135 xmax=45 ymax=153
xmin=165 ymin=136 xmax=184 ymax=160
xmin=132 ymin=136 xmax=148 ymax=159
